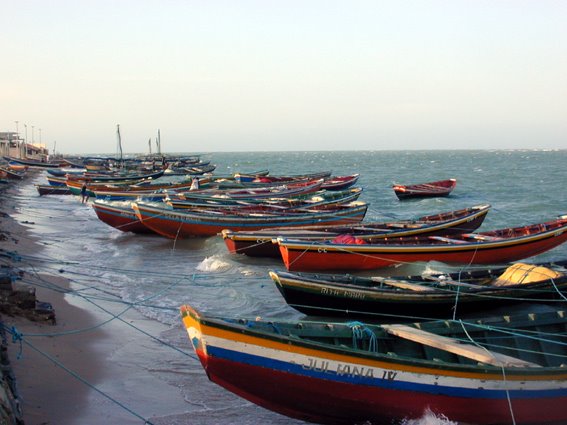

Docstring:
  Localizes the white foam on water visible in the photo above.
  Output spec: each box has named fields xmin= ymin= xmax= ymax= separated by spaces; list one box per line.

xmin=196 ymin=255 xmax=232 ymax=272
xmin=400 ymin=408 xmax=459 ymax=425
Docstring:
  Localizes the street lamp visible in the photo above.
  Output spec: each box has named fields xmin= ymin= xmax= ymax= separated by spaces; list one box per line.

xmin=32 ymin=125 xmax=35 ymax=143
xmin=23 ymin=124 xmax=28 ymax=159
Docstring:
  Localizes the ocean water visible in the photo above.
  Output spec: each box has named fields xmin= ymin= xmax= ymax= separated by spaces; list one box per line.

xmin=10 ymin=149 xmax=567 ymax=424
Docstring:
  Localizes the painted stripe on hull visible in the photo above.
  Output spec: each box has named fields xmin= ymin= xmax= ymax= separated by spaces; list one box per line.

xmin=93 ymin=204 xmax=152 ymax=233
xmin=134 ymin=204 xmax=367 ymax=238
xmin=279 ymin=231 xmax=567 ymax=271
xmin=224 ymin=209 xmax=489 ymax=257
xmin=195 ymin=342 xmax=567 ymax=425
xmin=199 ymin=335 xmax=567 ymax=393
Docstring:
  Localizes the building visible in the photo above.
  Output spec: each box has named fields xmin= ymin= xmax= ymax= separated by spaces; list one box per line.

xmin=0 ymin=132 xmax=49 ymax=161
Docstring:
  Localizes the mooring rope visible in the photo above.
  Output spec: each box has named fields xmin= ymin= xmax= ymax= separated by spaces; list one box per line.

xmin=1 ymin=325 xmax=155 ymax=425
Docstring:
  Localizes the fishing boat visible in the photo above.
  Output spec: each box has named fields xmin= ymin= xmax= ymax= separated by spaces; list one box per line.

xmin=320 ymin=174 xmax=360 ymax=191
xmin=36 ymin=184 xmax=72 ymax=196
xmin=276 ymin=215 xmax=567 ymax=272
xmin=180 ymin=304 xmax=567 ymax=425
xmin=4 ymin=156 xmax=62 ymax=169
xmin=163 ymin=163 xmax=217 ymax=176
xmin=132 ymin=200 xmax=368 ymax=238
xmin=177 ymin=179 xmax=325 ymax=202
xmin=269 ymin=260 xmax=567 ymax=320
xmin=65 ymin=175 xmax=167 ymax=197
xmin=222 ymin=204 xmax=490 ymax=258
xmin=45 ymin=176 xmax=68 ymax=186
xmin=65 ymin=169 xmax=165 ymax=183
xmin=92 ymin=200 xmax=154 ymax=234
xmin=393 ymin=178 xmax=457 ymax=200
xmin=234 ymin=170 xmax=331 ymax=185
xmin=168 ymin=187 xmax=363 ymax=211
xmin=46 ymin=167 xmax=87 ymax=176
xmin=0 ymin=166 xmax=25 ymax=179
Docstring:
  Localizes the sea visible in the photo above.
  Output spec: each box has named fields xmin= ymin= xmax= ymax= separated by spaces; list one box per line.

xmin=10 ymin=150 xmax=567 ymax=425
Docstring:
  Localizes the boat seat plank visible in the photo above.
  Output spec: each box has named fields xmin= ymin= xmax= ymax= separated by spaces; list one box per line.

xmin=428 ymin=236 xmax=468 ymax=244
xmin=462 ymin=233 xmax=503 ymax=241
xmin=381 ymin=324 xmax=541 ymax=368
xmin=371 ymin=277 xmax=435 ymax=292
xmin=351 ymin=227 xmax=390 ymax=232
xmin=423 ymin=276 xmax=489 ymax=289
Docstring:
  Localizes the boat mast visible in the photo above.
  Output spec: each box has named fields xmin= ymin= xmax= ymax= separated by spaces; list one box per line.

xmin=116 ymin=124 xmax=123 ymax=168
xmin=157 ymin=129 xmax=161 ymax=155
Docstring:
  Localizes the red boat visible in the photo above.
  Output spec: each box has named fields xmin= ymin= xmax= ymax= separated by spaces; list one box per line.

xmin=321 ymin=174 xmax=360 ymax=191
xmin=393 ymin=178 xmax=456 ymax=200
xmin=222 ymin=204 xmax=490 ymax=258
xmin=181 ymin=305 xmax=567 ymax=425
xmin=277 ymin=215 xmax=567 ymax=271
xmin=92 ymin=200 xmax=155 ymax=234
xmin=132 ymin=200 xmax=368 ymax=238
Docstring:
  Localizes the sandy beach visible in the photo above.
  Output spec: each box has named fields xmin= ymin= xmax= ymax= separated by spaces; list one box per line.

xmin=0 ymin=177 xmax=188 ymax=425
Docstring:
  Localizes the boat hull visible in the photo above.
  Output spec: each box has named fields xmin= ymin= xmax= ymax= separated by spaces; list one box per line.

xmin=393 ymin=178 xmax=457 ymax=200
xmin=92 ymin=201 xmax=154 ymax=234
xmin=36 ymin=184 xmax=71 ymax=196
xmin=133 ymin=202 xmax=368 ymax=238
xmin=269 ymin=267 xmax=567 ymax=320
xmin=278 ymin=224 xmax=567 ymax=271
xmin=223 ymin=204 xmax=490 ymax=257
xmin=182 ymin=307 xmax=567 ymax=425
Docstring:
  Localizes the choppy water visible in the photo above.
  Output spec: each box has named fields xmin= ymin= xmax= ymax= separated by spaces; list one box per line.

xmin=11 ymin=150 xmax=567 ymax=424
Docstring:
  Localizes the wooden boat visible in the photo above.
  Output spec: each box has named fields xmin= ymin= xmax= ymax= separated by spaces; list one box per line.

xmin=234 ymin=170 xmax=331 ymax=185
xmin=230 ymin=169 xmax=270 ymax=182
xmin=269 ymin=260 xmax=567 ymax=320
xmin=92 ymin=200 xmax=154 ymax=234
xmin=168 ymin=187 xmax=363 ymax=211
xmin=45 ymin=176 xmax=68 ymax=186
xmin=132 ymin=200 xmax=368 ymax=238
xmin=65 ymin=169 xmax=165 ymax=183
xmin=276 ymin=215 xmax=567 ymax=272
xmin=91 ymin=181 xmax=197 ymax=201
xmin=36 ymin=184 xmax=71 ymax=196
xmin=321 ymin=174 xmax=360 ymax=191
xmin=65 ymin=176 xmax=168 ymax=197
xmin=180 ymin=304 xmax=567 ymax=425
xmin=393 ymin=178 xmax=457 ymax=200
xmin=222 ymin=204 xmax=491 ymax=258
xmin=46 ymin=167 xmax=87 ymax=176
xmin=4 ymin=156 xmax=62 ymax=169
xmin=177 ymin=179 xmax=325 ymax=202
xmin=163 ymin=163 xmax=217 ymax=176
xmin=0 ymin=166 xmax=25 ymax=179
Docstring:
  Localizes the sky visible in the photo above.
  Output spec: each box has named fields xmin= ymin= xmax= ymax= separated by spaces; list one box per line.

xmin=2 ymin=0 xmax=566 ymax=154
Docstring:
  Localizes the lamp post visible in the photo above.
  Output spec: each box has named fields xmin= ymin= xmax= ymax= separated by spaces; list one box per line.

xmin=32 ymin=125 xmax=35 ymax=143
xmin=23 ymin=124 xmax=27 ymax=159
xmin=39 ymin=128 xmax=42 ymax=144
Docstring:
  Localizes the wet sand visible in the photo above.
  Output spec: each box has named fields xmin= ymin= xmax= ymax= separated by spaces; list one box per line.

xmin=0 ymin=180 xmax=188 ymax=425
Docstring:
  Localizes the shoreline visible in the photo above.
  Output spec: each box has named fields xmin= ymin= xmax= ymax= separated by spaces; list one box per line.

xmin=0 ymin=177 xmax=184 ymax=424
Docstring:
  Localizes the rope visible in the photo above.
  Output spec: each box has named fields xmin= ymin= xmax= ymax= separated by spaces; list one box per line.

xmin=10 ymin=326 xmax=23 ymax=359
xmin=2 ymin=326 xmax=155 ymax=425
xmin=458 ymin=320 xmax=516 ymax=425
xmin=347 ymin=321 xmax=378 ymax=352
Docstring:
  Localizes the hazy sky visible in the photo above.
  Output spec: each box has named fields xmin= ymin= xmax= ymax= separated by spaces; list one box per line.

xmin=2 ymin=1 xmax=566 ymax=154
